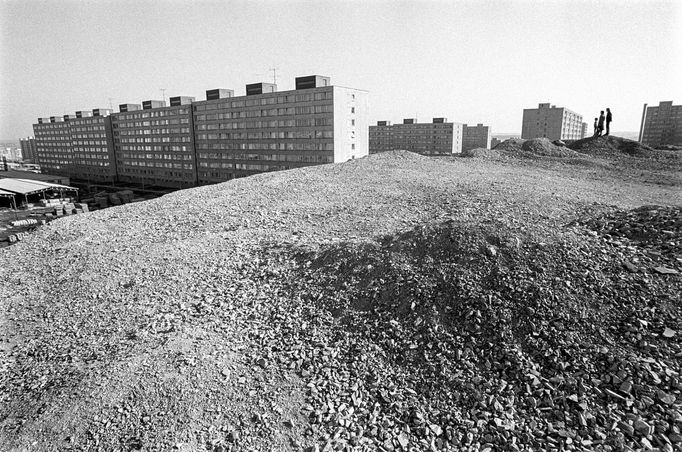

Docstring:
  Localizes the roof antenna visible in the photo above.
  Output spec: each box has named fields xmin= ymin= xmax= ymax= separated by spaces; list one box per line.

xmin=160 ymin=88 xmax=167 ymax=104
xmin=270 ymin=68 xmax=278 ymax=85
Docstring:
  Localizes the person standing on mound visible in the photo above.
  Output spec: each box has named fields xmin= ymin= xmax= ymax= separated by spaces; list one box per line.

xmin=598 ymin=111 xmax=605 ymax=136
xmin=605 ymin=108 xmax=612 ymax=136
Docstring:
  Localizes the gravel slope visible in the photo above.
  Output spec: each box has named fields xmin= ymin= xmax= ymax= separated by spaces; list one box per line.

xmin=1 ymin=149 xmax=681 ymax=451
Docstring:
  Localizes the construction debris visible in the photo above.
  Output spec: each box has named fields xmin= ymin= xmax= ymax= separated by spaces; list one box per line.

xmin=0 ymin=149 xmax=680 ymax=451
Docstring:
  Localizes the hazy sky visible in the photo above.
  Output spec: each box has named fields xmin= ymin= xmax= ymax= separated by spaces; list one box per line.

xmin=1 ymin=0 xmax=681 ymax=140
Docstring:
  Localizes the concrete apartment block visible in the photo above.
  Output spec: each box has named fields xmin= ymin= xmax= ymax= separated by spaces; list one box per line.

xmin=522 ymin=103 xmax=584 ymax=141
xmin=333 ymin=86 xmax=368 ymax=163
xmin=33 ymin=109 xmax=117 ymax=183
xmin=462 ymin=124 xmax=491 ymax=151
xmin=32 ymin=74 xmax=368 ymax=188
xmin=33 ymin=118 xmax=73 ymax=176
xmin=70 ymin=110 xmax=117 ymax=183
xmin=639 ymin=101 xmax=682 ymax=147
xmin=369 ymin=121 xmax=393 ymax=154
xmin=111 ymin=99 xmax=197 ymax=188
xmin=369 ymin=119 xmax=463 ymax=156
xmin=192 ymin=76 xmax=368 ymax=185
xmin=20 ymin=137 xmax=38 ymax=162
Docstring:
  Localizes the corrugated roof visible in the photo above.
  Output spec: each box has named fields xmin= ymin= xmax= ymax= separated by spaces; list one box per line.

xmin=0 ymin=189 xmax=15 ymax=197
xmin=20 ymin=179 xmax=78 ymax=191
xmin=0 ymin=170 xmax=66 ymax=182
xmin=0 ymin=179 xmax=77 ymax=195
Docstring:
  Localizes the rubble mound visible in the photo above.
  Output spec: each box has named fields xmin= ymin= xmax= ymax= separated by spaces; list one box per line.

xmin=1 ymin=154 xmax=680 ymax=451
xmin=366 ymin=150 xmax=433 ymax=162
xmin=521 ymin=138 xmax=584 ymax=157
xmin=281 ymin=216 xmax=681 ymax=451
xmin=656 ymin=145 xmax=682 ymax=152
xmin=460 ymin=147 xmax=500 ymax=158
xmin=575 ymin=205 xmax=682 ymax=271
xmin=568 ymin=136 xmax=655 ymax=157
xmin=493 ymin=138 xmax=526 ymax=152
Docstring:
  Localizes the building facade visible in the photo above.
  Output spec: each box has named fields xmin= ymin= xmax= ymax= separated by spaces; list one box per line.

xmin=32 ymin=75 xmax=367 ymax=189
xmin=71 ymin=109 xmax=117 ymax=182
xmin=193 ymin=76 xmax=368 ymax=184
xmin=369 ymin=118 xmax=463 ymax=155
xmin=111 ymin=97 xmax=197 ymax=188
xmin=639 ymin=101 xmax=682 ymax=147
xmin=19 ymin=137 xmax=38 ymax=162
xmin=462 ymin=123 xmax=492 ymax=151
xmin=368 ymin=121 xmax=394 ymax=154
xmin=521 ymin=103 xmax=584 ymax=141
xmin=33 ymin=116 xmax=73 ymax=176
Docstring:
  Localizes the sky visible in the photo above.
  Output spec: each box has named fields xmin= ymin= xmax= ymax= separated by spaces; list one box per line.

xmin=1 ymin=0 xmax=681 ymax=140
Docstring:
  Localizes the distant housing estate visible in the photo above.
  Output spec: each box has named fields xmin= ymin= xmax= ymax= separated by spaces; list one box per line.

xmin=639 ymin=101 xmax=682 ymax=147
xmin=19 ymin=138 xmax=37 ymax=162
xmin=32 ymin=75 xmax=368 ymax=188
xmin=522 ymin=103 xmax=585 ymax=141
xmin=369 ymin=118 xmax=463 ymax=155
xmin=369 ymin=118 xmax=492 ymax=155
xmin=461 ymin=124 xmax=491 ymax=152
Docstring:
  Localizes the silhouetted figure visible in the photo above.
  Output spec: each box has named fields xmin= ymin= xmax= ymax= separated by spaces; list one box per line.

xmin=605 ymin=108 xmax=612 ymax=136
xmin=593 ymin=118 xmax=599 ymax=137
xmin=598 ymin=111 xmax=605 ymax=136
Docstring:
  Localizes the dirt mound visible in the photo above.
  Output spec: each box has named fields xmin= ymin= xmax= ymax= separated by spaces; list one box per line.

xmin=574 ymin=204 xmax=681 ymax=271
xmin=521 ymin=138 xmax=584 ymax=157
xmin=492 ymin=138 xmax=582 ymax=158
xmin=366 ymin=150 xmax=432 ymax=162
xmin=568 ymin=135 xmax=655 ymax=157
xmin=493 ymin=138 xmax=526 ymax=152
xmin=1 ymin=154 xmax=680 ymax=451
xmin=279 ymin=215 xmax=681 ymax=451
xmin=460 ymin=147 xmax=500 ymax=158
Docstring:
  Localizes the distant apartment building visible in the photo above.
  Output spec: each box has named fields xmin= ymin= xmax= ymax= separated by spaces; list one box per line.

xmin=639 ymin=101 xmax=682 ymax=147
xmin=369 ymin=118 xmax=463 ymax=155
xmin=71 ymin=109 xmax=117 ymax=182
xmin=111 ymin=97 xmax=197 ymax=188
xmin=369 ymin=121 xmax=394 ymax=154
xmin=33 ymin=116 xmax=73 ymax=176
xmin=522 ymin=103 xmax=584 ymax=141
xmin=193 ymin=75 xmax=368 ymax=184
xmin=581 ymin=122 xmax=588 ymax=139
xmin=32 ymin=74 xmax=367 ymax=188
xmin=19 ymin=137 xmax=37 ymax=161
xmin=462 ymin=123 xmax=492 ymax=151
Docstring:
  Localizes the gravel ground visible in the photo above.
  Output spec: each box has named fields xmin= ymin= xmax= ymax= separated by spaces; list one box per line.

xmin=1 ymin=142 xmax=681 ymax=451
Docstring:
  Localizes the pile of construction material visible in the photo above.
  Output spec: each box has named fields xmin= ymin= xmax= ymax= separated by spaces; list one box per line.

xmin=0 ymin=151 xmax=680 ymax=451
xmin=90 ymin=190 xmax=136 ymax=209
xmin=9 ymin=218 xmax=38 ymax=227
